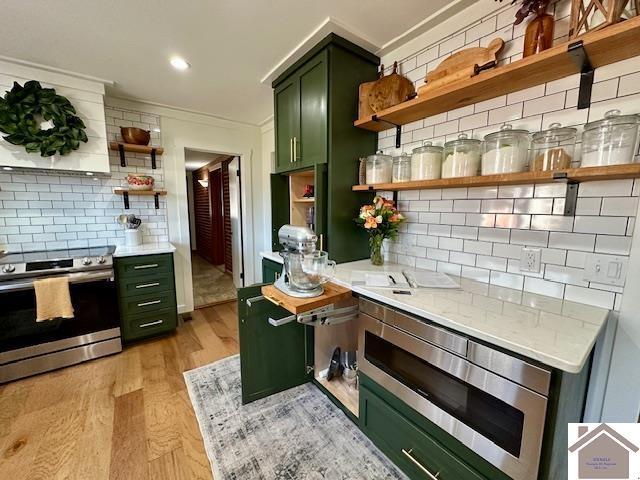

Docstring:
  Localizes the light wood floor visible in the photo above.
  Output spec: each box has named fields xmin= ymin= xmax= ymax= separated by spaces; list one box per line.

xmin=0 ymin=301 xmax=239 ymax=480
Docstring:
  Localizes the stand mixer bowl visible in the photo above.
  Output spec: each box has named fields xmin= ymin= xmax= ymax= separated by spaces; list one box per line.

xmin=280 ymin=250 xmax=335 ymax=292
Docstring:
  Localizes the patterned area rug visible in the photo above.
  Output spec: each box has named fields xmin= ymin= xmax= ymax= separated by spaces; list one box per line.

xmin=184 ymin=355 xmax=407 ymax=479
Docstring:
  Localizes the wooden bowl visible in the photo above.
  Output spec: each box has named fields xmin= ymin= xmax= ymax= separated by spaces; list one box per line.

xmin=120 ymin=127 xmax=150 ymax=145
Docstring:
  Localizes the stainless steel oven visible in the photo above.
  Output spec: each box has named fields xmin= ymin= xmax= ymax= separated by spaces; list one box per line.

xmin=358 ymin=298 xmax=551 ymax=480
xmin=0 ymin=247 xmax=122 ymax=383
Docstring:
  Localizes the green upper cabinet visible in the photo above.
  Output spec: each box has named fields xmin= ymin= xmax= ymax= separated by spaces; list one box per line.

xmin=274 ymin=78 xmax=300 ymax=172
xmin=274 ymin=50 xmax=327 ymax=173
xmin=271 ymin=34 xmax=379 ymax=263
xmin=298 ymin=50 xmax=328 ymax=169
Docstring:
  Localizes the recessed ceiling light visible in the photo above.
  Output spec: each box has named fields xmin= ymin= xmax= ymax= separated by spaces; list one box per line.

xmin=170 ymin=57 xmax=190 ymax=71
xmin=2 ymin=166 xmax=13 ymax=171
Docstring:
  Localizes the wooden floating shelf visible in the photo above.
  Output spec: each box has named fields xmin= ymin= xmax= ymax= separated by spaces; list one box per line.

xmin=113 ymin=189 xmax=167 ymax=196
xmin=261 ymin=282 xmax=352 ymax=315
xmin=108 ymin=142 xmax=164 ymax=155
xmin=352 ymin=164 xmax=640 ymax=192
xmin=354 ymin=16 xmax=640 ymax=132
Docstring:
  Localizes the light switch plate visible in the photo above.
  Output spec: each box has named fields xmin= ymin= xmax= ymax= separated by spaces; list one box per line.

xmin=583 ymin=254 xmax=628 ymax=287
xmin=520 ymin=247 xmax=541 ymax=273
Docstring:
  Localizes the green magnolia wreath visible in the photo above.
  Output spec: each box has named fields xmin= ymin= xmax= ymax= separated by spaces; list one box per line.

xmin=0 ymin=80 xmax=88 ymax=157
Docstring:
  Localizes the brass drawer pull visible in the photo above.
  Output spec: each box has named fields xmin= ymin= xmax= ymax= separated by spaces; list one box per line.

xmin=402 ymin=449 xmax=440 ymax=479
xmin=135 ymin=282 xmax=160 ymax=289
xmin=137 ymin=299 xmax=161 ymax=307
xmin=134 ymin=263 xmax=159 ymax=270
xmin=139 ymin=320 xmax=163 ymax=328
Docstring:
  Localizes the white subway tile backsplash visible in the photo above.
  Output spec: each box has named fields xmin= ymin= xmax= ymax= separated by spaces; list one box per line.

xmin=565 ymin=285 xmax=615 ymax=309
xmin=370 ymin=2 xmax=640 ymax=311
xmin=595 ymin=235 xmax=632 ymax=255
xmin=549 ymin=232 xmax=595 ymax=251
xmin=510 ymin=229 xmax=548 ymax=246
xmin=490 ymin=271 xmax=524 ymax=290
xmin=464 ymin=240 xmax=493 ymax=255
xmin=524 ymin=277 xmax=565 ymax=299
xmin=600 ymin=197 xmax=639 ymax=217
xmin=573 ymin=216 xmax=628 ymax=235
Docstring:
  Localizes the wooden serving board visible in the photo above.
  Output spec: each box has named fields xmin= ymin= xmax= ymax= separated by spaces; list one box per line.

xmin=418 ymin=38 xmax=504 ymax=95
xmin=261 ymin=282 xmax=352 ymax=315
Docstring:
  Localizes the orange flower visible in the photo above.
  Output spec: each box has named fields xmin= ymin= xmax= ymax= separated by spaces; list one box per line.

xmin=364 ymin=216 xmax=378 ymax=229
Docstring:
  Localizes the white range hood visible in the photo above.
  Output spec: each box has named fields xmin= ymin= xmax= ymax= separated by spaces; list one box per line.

xmin=0 ymin=58 xmax=111 ymax=174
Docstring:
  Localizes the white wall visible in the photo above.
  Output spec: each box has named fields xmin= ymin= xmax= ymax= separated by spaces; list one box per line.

xmin=258 ymin=120 xmax=275 ymax=275
xmin=185 ymin=170 xmax=196 ymax=250
xmin=103 ymin=98 xmax=266 ymax=313
xmin=0 ymin=59 xmax=109 ymax=173
xmin=376 ymin=0 xmax=640 ymax=421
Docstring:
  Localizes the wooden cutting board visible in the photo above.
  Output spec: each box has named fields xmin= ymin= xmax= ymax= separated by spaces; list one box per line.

xmin=368 ymin=61 xmax=416 ymax=113
xmin=418 ymin=38 xmax=504 ymax=96
xmin=261 ymin=282 xmax=352 ymax=314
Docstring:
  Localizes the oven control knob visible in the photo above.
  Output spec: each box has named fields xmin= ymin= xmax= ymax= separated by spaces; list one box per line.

xmin=96 ymin=256 xmax=106 ymax=264
xmin=2 ymin=264 xmax=15 ymax=273
xmin=81 ymin=257 xmax=92 ymax=266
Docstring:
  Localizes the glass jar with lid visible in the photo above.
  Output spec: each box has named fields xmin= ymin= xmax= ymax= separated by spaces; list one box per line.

xmin=443 ymin=134 xmax=481 ymax=178
xmin=530 ymin=123 xmax=576 ymax=171
xmin=481 ymin=124 xmax=530 ymax=175
xmin=581 ymin=110 xmax=640 ymax=167
xmin=392 ymin=153 xmax=411 ymax=182
xmin=411 ymin=142 xmax=443 ymax=180
xmin=365 ymin=152 xmax=392 ymax=184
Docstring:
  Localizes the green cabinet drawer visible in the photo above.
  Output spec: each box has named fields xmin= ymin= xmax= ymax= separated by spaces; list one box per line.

xmin=119 ymin=290 xmax=177 ymax=316
xmin=360 ymin=385 xmax=485 ymax=480
xmin=117 ymin=273 xmax=175 ymax=297
xmin=122 ymin=307 xmax=177 ymax=341
xmin=115 ymin=253 xmax=174 ymax=279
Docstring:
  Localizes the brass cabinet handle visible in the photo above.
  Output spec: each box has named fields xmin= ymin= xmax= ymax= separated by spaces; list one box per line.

xmin=402 ymin=449 xmax=440 ymax=479
xmin=319 ymin=234 xmax=323 ymax=252
xmin=135 ymin=282 xmax=160 ymax=289
xmin=293 ymin=136 xmax=297 ymax=162
xmin=134 ymin=263 xmax=158 ymax=270
xmin=290 ymin=138 xmax=293 ymax=163
xmin=137 ymin=299 xmax=161 ymax=307
xmin=139 ymin=319 xmax=163 ymax=328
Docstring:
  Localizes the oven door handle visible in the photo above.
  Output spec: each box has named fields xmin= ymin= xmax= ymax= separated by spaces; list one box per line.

xmin=0 ymin=270 xmax=114 ymax=293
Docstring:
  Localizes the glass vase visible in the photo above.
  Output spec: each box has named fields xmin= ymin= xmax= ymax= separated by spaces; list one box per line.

xmin=370 ymin=234 xmax=384 ymax=266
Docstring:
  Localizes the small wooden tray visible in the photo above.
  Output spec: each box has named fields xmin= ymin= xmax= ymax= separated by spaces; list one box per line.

xmin=261 ymin=282 xmax=352 ymax=314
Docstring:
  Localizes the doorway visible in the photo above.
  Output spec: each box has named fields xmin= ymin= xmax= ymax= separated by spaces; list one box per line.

xmin=185 ymin=149 xmax=243 ymax=308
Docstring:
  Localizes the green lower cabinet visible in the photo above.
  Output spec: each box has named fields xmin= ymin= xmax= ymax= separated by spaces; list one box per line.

xmin=359 ymin=374 xmax=512 ymax=480
xmin=262 ymin=258 xmax=282 ymax=283
xmin=360 ymin=384 xmax=485 ymax=480
xmin=115 ymin=253 xmax=178 ymax=342
xmin=237 ymin=284 xmax=313 ymax=404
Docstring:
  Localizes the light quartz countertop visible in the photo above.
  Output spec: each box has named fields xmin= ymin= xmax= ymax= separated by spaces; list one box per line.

xmin=259 ymin=252 xmax=609 ymax=373
xmin=114 ymin=242 xmax=176 ymax=258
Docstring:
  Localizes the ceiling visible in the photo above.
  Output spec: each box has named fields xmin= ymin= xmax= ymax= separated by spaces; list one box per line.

xmin=185 ymin=150 xmax=229 ymax=171
xmin=0 ymin=0 xmax=457 ymax=125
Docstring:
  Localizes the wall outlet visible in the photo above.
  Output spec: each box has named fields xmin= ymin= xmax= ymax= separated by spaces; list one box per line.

xmin=520 ymin=247 xmax=542 ymax=273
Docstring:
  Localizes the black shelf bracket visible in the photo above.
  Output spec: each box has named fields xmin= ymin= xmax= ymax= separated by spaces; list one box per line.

xmin=122 ymin=191 xmax=130 ymax=210
xmin=118 ymin=144 xmax=126 ymax=167
xmin=553 ymin=172 xmax=579 ymax=216
xmin=372 ymin=114 xmax=402 ymax=148
xmin=151 ymin=148 xmax=157 ymax=169
xmin=154 ymin=192 xmax=160 ymax=209
xmin=568 ymin=40 xmax=594 ymax=110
